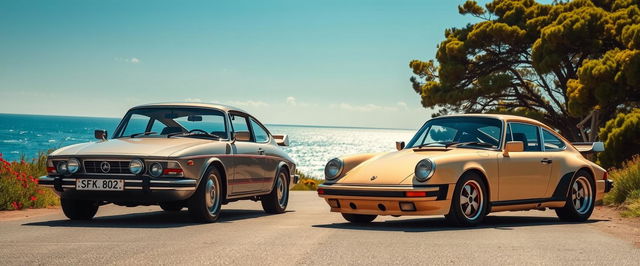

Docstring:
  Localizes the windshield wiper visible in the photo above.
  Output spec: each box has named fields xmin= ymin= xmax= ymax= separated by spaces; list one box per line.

xmin=414 ymin=141 xmax=454 ymax=149
xmin=446 ymin=141 xmax=495 ymax=148
xmin=167 ymin=131 xmax=221 ymax=139
xmin=130 ymin=132 xmax=157 ymax=138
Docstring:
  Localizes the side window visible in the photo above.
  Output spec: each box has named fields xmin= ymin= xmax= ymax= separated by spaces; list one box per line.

xmin=250 ymin=118 xmax=269 ymax=143
xmin=508 ymin=123 xmax=542 ymax=152
xmin=542 ymin=129 xmax=566 ymax=151
xmin=231 ymin=114 xmax=251 ymax=140
xmin=122 ymin=114 xmax=151 ymax=137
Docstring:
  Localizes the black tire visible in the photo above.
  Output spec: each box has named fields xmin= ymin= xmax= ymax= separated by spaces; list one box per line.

xmin=188 ymin=167 xmax=223 ymax=223
xmin=555 ymin=170 xmax=595 ymax=222
xmin=160 ymin=202 xmax=183 ymax=212
xmin=342 ymin=213 xmax=377 ymax=224
xmin=61 ymin=198 xmax=99 ymax=220
xmin=261 ymin=168 xmax=289 ymax=214
xmin=446 ymin=172 xmax=488 ymax=227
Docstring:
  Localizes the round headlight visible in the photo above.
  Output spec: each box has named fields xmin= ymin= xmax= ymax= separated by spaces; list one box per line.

xmin=129 ymin=159 xmax=144 ymax=175
xmin=149 ymin=162 xmax=163 ymax=177
xmin=324 ymin=158 xmax=344 ymax=180
xmin=415 ymin=159 xmax=435 ymax=182
xmin=67 ymin=158 xmax=80 ymax=174
xmin=57 ymin=161 xmax=68 ymax=175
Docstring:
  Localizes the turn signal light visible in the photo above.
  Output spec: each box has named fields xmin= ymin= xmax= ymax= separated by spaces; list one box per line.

xmin=46 ymin=167 xmax=57 ymax=174
xmin=399 ymin=202 xmax=416 ymax=211
xmin=162 ymin=168 xmax=183 ymax=175
xmin=405 ymin=191 xmax=426 ymax=197
xmin=317 ymin=188 xmax=325 ymax=195
xmin=603 ymin=172 xmax=608 ymax=180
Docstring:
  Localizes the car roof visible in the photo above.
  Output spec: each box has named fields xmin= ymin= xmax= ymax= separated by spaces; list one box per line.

xmin=130 ymin=102 xmax=248 ymax=113
xmin=437 ymin=113 xmax=545 ymax=126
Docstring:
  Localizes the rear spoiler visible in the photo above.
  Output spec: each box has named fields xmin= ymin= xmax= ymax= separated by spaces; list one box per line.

xmin=273 ymin=134 xmax=290 ymax=146
xmin=572 ymin=142 xmax=604 ymax=154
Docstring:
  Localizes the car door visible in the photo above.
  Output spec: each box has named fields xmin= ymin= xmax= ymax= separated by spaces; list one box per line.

xmin=498 ymin=122 xmax=552 ymax=201
xmin=229 ymin=113 xmax=265 ymax=195
xmin=249 ymin=117 xmax=278 ymax=192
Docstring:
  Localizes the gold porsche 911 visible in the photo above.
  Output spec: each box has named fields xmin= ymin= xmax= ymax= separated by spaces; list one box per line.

xmin=317 ymin=114 xmax=613 ymax=226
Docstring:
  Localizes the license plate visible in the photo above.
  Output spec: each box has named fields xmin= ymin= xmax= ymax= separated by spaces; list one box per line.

xmin=76 ymin=179 xmax=124 ymax=191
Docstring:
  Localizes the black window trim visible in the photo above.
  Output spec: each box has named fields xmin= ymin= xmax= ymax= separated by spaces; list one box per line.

xmin=504 ymin=122 xmax=543 ymax=152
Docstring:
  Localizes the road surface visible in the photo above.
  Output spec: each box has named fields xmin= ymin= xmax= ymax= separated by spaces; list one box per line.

xmin=1 ymin=191 xmax=638 ymax=265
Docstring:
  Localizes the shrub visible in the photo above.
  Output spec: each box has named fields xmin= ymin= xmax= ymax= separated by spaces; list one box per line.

xmin=0 ymin=153 xmax=59 ymax=210
xmin=604 ymin=155 xmax=640 ymax=217
xmin=598 ymin=109 xmax=640 ymax=169
xmin=291 ymin=170 xmax=323 ymax=191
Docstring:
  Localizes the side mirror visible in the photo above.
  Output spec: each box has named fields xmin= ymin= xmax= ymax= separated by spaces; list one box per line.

xmin=233 ymin=131 xmax=251 ymax=142
xmin=95 ymin=129 xmax=107 ymax=140
xmin=503 ymin=141 xmax=524 ymax=156
xmin=396 ymin=141 xmax=405 ymax=151
xmin=273 ymin=134 xmax=290 ymax=146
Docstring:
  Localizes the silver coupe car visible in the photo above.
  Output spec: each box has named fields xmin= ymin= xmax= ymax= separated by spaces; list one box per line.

xmin=38 ymin=102 xmax=299 ymax=222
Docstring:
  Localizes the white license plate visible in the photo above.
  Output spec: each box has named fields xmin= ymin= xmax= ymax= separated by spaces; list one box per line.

xmin=76 ymin=179 xmax=124 ymax=191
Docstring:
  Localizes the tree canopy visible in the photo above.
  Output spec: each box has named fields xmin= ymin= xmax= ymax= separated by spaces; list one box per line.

xmin=410 ymin=0 xmax=640 ymax=141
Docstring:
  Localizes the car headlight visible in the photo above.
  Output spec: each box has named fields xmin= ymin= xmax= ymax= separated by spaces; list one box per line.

xmin=324 ymin=158 xmax=344 ymax=180
xmin=56 ymin=161 xmax=68 ymax=175
xmin=149 ymin=162 xmax=163 ymax=177
xmin=67 ymin=158 xmax=80 ymax=174
xmin=415 ymin=159 xmax=435 ymax=182
xmin=129 ymin=159 xmax=144 ymax=175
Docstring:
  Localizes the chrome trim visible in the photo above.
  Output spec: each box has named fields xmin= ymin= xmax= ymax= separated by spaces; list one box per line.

xmin=149 ymin=187 xmax=196 ymax=191
xmin=149 ymin=179 xmax=197 ymax=185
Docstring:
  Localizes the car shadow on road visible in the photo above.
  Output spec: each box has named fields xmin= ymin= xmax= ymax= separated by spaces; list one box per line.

xmin=313 ymin=215 xmax=607 ymax=233
xmin=22 ymin=209 xmax=293 ymax=229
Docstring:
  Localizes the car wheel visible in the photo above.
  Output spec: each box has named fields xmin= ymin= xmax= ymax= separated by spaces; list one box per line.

xmin=188 ymin=167 xmax=223 ymax=223
xmin=555 ymin=170 xmax=595 ymax=222
xmin=61 ymin=198 xmax=99 ymax=220
xmin=160 ymin=202 xmax=183 ymax=212
xmin=446 ymin=172 xmax=488 ymax=227
xmin=341 ymin=213 xmax=377 ymax=224
xmin=261 ymin=168 xmax=289 ymax=214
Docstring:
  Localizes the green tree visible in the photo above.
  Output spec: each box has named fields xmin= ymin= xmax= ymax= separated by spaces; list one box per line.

xmin=410 ymin=0 xmax=640 ymax=141
xmin=598 ymin=108 xmax=640 ymax=168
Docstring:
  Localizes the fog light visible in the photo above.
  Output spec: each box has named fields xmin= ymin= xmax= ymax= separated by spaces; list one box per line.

xmin=328 ymin=199 xmax=340 ymax=208
xmin=399 ymin=202 xmax=416 ymax=211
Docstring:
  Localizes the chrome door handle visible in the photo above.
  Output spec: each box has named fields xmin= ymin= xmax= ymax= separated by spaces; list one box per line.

xmin=258 ymin=148 xmax=265 ymax=155
xmin=541 ymin=158 xmax=552 ymax=164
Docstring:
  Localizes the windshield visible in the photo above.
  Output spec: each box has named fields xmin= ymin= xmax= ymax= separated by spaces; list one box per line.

xmin=405 ymin=117 xmax=503 ymax=150
xmin=114 ymin=108 xmax=228 ymax=139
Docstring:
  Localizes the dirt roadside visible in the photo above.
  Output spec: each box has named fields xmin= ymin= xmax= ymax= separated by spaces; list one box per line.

xmin=591 ymin=206 xmax=640 ymax=247
xmin=0 ymin=206 xmax=60 ymax=222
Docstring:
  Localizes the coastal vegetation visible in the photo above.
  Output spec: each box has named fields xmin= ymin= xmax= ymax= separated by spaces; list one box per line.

xmin=409 ymin=0 xmax=640 ymax=166
xmin=291 ymin=170 xmax=323 ymax=191
xmin=0 ymin=153 xmax=59 ymax=211
xmin=604 ymin=156 xmax=640 ymax=217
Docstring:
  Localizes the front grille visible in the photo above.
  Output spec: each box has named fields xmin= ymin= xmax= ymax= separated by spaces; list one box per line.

xmin=84 ymin=160 xmax=130 ymax=174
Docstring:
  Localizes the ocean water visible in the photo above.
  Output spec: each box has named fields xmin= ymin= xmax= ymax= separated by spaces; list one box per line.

xmin=0 ymin=113 xmax=415 ymax=178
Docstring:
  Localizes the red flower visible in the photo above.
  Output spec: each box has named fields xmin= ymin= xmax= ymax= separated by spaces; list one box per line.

xmin=10 ymin=202 xmax=19 ymax=210
xmin=30 ymin=196 xmax=37 ymax=201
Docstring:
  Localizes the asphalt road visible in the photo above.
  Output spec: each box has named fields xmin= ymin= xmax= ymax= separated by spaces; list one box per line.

xmin=1 ymin=191 xmax=638 ymax=265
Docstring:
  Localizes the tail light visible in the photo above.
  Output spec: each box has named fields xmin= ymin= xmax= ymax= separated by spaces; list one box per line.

xmin=317 ymin=188 xmax=325 ymax=195
xmin=603 ymin=171 xmax=608 ymax=180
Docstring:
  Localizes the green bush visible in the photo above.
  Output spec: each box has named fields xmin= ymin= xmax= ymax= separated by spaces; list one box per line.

xmin=291 ymin=170 xmax=323 ymax=191
xmin=604 ymin=156 xmax=640 ymax=217
xmin=0 ymin=153 xmax=59 ymax=210
xmin=598 ymin=109 xmax=640 ymax=169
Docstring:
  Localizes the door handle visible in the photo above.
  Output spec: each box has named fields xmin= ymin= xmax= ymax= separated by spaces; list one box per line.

xmin=257 ymin=148 xmax=265 ymax=155
xmin=541 ymin=158 xmax=552 ymax=164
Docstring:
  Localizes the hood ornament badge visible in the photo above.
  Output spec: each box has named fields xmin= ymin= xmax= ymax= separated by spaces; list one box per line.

xmin=370 ymin=176 xmax=377 ymax=181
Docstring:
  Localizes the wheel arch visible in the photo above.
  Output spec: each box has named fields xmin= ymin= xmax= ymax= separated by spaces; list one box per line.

xmin=270 ymin=161 xmax=291 ymax=191
xmin=203 ymin=158 xmax=229 ymax=199
xmin=460 ymin=168 xmax=491 ymax=203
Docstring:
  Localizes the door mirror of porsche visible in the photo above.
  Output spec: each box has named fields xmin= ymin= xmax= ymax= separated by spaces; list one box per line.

xmin=234 ymin=131 xmax=251 ymax=142
xmin=396 ymin=141 xmax=405 ymax=151
xmin=503 ymin=141 xmax=524 ymax=156
xmin=94 ymin=129 xmax=108 ymax=140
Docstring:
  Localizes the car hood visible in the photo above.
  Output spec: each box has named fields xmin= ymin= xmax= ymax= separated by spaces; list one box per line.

xmin=49 ymin=137 xmax=212 ymax=157
xmin=337 ymin=148 xmax=479 ymax=185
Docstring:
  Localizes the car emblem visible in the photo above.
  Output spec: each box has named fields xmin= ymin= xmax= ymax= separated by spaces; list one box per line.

xmin=370 ymin=176 xmax=377 ymax=181
xmin=100 ymin=161 xmax=111 ymax=173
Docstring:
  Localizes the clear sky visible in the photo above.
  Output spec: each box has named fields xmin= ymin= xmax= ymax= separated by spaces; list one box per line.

xmin=0 ymin=0 xmax=489 ymax=129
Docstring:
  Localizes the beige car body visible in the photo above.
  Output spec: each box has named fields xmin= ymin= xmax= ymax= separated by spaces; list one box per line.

xmin=39 ymin=102 xmax=298 ymax=205
xmin=318 ymin=114 xmax=610 ymax=217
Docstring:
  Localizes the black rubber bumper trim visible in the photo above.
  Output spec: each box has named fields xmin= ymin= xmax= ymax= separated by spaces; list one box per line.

xmin=605 ymin=179 xmax=614 ymax=193
xmin=321 ymin=184 xmax=448 ymax=200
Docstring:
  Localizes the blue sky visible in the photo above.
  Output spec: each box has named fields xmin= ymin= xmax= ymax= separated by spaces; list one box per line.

xmin=1 ymin=0 xmax=490 ymax=129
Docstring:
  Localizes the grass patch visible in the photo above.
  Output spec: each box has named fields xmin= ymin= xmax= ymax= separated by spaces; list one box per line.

xmin=291 ymin=170 xmax=323 ymax=191
xmin=604 ymin=155 xmax=640 ymax=217
xmin=0 ymin=152 xmax=59 ymax=210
